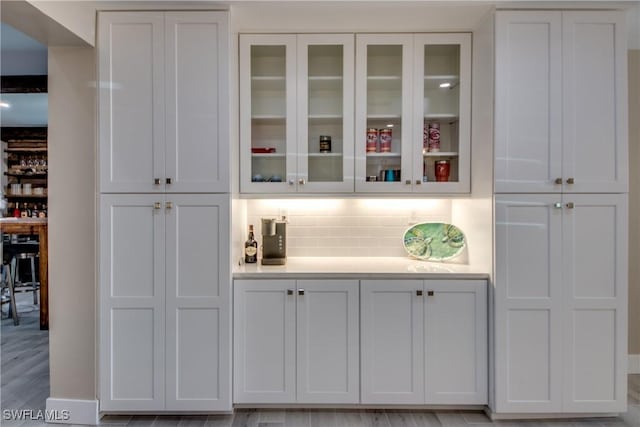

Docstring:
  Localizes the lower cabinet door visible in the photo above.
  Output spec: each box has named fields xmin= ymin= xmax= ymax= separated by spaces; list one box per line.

xmin=233 ymin=280 xmax=296 ymax=403
xmin=99 ymin=194 xmax=166 ymax=411
xmin=361 ymin=280 xmax=425 ymax=404
xmin=425 ymin=280 xmax=488 ymax=404
xmin=296 ymin=280 xmax=359 ymax=403
xmin=165 ymin=194 xmax=231 ymax=411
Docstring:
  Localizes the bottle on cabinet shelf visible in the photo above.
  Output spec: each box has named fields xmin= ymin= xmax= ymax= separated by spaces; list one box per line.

xmin=244 ymin=224 xmax=258 ymax=264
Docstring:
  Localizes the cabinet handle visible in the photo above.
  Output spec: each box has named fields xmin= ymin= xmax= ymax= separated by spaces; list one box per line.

xmin=298 ymin=289 xmax=305 ymax=296
xmin=166 ymin=178 xmax=172 ymax=185
xmin=153 ymin=202 xmax=161 ymax=210
xmin=298 ymin=178 xmax=306 ymax=185
xmin=554 ymin=178 xmax=562 ymax=185
xmin=405 ymin=180 xmax=411 ymax=185
xmin=415 ymin=180 xmax=422 ymax=185
xmin=154 ymin=178 xmax=161 ymax=185
xmin=566 ymin=202 xmax=574 ymax=209
xmin=287 ymin=289 xmax=293 ymax=296
xmin=416 ymin=290 xmax=423 ymax=296
xmin=166 ymin=202 xmax=173 ymax=210
xmin=553 ymin=202 xmax=562 ymax=209
xmin=566 ymin=178 xmax=575 ymax=185
xmin=427 ymin=290 xmax=434 ymax=296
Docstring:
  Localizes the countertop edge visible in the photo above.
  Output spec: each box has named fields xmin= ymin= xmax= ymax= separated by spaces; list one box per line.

xmin=233 ymin=272 xmax=490 ymax=280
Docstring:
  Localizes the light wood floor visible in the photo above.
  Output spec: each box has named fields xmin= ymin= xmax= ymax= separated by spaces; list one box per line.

xmin=2 ymin=305 xmax=640 ymax=427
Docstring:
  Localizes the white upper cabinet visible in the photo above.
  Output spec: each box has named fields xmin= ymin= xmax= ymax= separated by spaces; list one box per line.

xmin=99 ymin=12 xmax=229 ymax=193
xmin=241 ymin=32 xmax=471 ymax=194
xmin=355 ymin=34 xmax=414 ymax=193
xmin=240 ymin=34 xmax=355 ymax=193
xmin=355 ymin=34 xmax=471 ymax=193
xmin=495 ymin=11 xmax=627 ymax=193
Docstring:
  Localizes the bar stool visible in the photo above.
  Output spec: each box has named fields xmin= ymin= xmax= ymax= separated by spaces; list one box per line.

xmin=1 ymin=237 xmax=40 ymax=325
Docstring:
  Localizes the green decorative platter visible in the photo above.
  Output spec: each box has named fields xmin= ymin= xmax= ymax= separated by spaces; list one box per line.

xmin=402 ymin=222 xmax=466 ymax=261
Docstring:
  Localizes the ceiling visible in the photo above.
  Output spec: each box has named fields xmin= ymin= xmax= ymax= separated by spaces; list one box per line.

xmin=0 ymin=22 xmax=48 ymax=127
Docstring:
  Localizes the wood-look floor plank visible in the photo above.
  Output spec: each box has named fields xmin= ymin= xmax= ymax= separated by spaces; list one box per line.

xmin=360 ymin=410 xmax=390 ymax=427
xmin=284 ymin=410 xmax=310 ymax=427
xmin=258 ymin=410 xmax=285 ymax=423
xmin=309 ymin=410 xmax=337 ymax=427
xmin=410 ymin=412 xmax=442 ymax=427
xmin=127 ymin=415 xmax=158 ymax=426
xmin=460 ymin=412 xmax=492 ymax=424
xmin=334 ymin=411 xmax=362 ymax=427
xmin=386 ymin=411 xmax=418 ymax=427
xmin=231 ymin=410 xmax=259 ymax=427
xmin=205 ymin=414 xmax=234 ymax=427
xmin=434 ymin=412 xmax=467 ymax=427
xmin=100 ymin=414 xmax=133 ymax=425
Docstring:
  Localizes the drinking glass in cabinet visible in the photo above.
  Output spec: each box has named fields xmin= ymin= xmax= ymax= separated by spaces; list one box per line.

xmin=250 ymin=45 xmax=287 ymax=183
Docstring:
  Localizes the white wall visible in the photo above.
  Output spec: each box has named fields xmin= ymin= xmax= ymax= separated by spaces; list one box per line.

xmin=48 ymin=46 xmax=96 ymax=399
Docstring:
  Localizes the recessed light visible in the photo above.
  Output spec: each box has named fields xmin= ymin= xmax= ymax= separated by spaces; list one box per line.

xmin=0 ymin=102 xmax=10 ymax=108
xmin=439 ymin=82 xmax=452 ymax=88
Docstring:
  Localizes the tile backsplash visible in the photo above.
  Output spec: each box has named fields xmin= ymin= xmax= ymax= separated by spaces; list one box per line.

xmin=245 ymin=199 xmax=452 ymax=257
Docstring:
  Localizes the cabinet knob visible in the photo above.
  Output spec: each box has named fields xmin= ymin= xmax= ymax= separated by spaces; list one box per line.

xmin=287 ymin=289 xmax=294 ymax=296
xmin=166 ymin=202 xmax=173 ymax=210
xmin=427 ymin=290 xmax=434 ymax=296
xmin=566 ymin=178 xmax=575 ymax=185
xmin=415 ymin=180 xmax=422 ymax=185
xmin=566 ymin=202 xmax=574 ymax=209
xmin=298 ymin=289 xmax=305 ymax=296
xmin=154 ymin=178 xmax=161 ymax=185
xmin=416 ymin=290 xmax=423 ymax=296
xmin=553 ymin=202 xmax=562 ymax=209
xmin=166 ymin=178 xmax=172 ymax=185
xmin=298 ymin=178 xmax=306 ymax=185
xmin=154 ymin=202 xmax=161 ymax=210
xmin=288 ymin=179 xmax=295 ymax=186
xmin=405 ymin=180 xmax=412 ymax=185
xmin=554 ymin=178 xmax=562 ymax=185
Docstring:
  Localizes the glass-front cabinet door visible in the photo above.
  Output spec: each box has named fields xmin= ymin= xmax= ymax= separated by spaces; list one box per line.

xmin=297 ymin=34 xmax=355 ymax=193
xmin=240 ymin=34 xmax=355 ymax=193
xmin=355 ymin=35 xmax=414 ymax=193
xmin=240 ymin=35 xmax=296 ymax=193
xmin=413 ymin=33 xmax=471 ymax=193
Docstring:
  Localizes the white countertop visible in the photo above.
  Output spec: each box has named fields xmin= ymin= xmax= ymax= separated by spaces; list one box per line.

xmin=233 ymin=257 xmax=489 ymax=280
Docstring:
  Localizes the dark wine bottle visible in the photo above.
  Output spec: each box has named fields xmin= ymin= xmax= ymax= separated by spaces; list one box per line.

xmin=244 ymin=225 xmax=258 ymax=263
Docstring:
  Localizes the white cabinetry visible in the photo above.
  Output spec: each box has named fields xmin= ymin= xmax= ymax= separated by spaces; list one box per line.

xmin=495 ymin=11 xmax=627 ymax=194
xmin=99 ymin=194 xmax=231 ymax=411
xmin=495 ymin=194 xmax=627 ymax=413
xmin=355 ymin=33 xmax=471 ymax=193
xmin=240 ymin=34 xmax=355 ymax=193
xmin=240 ymin=32 xmax=471 ymax=194
xmin=493 ymin=9 xmax=628 ymax=416
xmin=99 ymin=12 xmax=229 ymax=193
xmin=361 ymin=279 xmax=487 ymax=405
xmin=233 ymin=279 xmax=359 ymax=404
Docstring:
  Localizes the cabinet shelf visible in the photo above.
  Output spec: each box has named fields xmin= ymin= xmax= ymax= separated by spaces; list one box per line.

xmin=251 ymin=115 xmax=286 ymax=124
xmin=424 ymin=114 xmax=458 ymax=122
xmin=4 ymin=194 xmax=47 ymax=199
xmin=423 ymin=151 xmax=459 ymax=157
xmin=251 ymin=153 xmax=285 ymax=158
xmin=366 ymin=152 xmax=401 ymax=157
xmin=251 ymin=76 xmax=286 ymax=91
xmin=308 ymin=114 xmax=343 ymax=122
xmin=4 ymin=171 xmax=47 ymax=178
xmin=367 ymin=75 xmax=402 ymax=90
xmin=309 ymin=76 xmax=343 ymax=90
xmin=367 ymin=114 xmax=401 ymax=120
xmin=4 ymin=147 xmax=48 ymax=153
xmin=308 ymin=152 xmax=342 ymax=158
xmin=424 ymin=74 xmax=460 ymax=89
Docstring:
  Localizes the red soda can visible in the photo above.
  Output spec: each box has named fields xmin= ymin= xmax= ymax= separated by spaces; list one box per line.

xmin=428 ymin=122 xmax=440 ymax=152
xmin=379 ymin=128 xmax=392 ymax=152
xmin=366 ymin=128 xmax=379 ymax=152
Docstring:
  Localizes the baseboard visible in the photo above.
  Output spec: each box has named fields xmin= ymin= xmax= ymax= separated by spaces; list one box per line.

xmin=629 ymin=354 xmax=640 ymax=374
xmin=45 ymin=398 xmax=99 ymax=425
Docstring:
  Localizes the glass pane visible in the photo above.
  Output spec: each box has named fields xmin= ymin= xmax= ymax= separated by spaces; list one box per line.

xmin=422 ymin=44 xmax=460 ymax=183
xmin=365 ymin=45 xmax=402 ymax=183
xmin=307 ymin=45 xmax=343 ymax=183
xmin=250 ymin=45 xmax=286 ymax=184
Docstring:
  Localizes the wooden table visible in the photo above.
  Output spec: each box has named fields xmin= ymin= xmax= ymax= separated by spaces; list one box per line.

xmin=0 ymin=218 xmax=48 ymax=330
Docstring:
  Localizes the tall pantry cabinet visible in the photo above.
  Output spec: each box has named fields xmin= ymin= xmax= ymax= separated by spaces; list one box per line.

xmin=493 ymin=11 xmax=628 ymax=414
xmin=97 ymin=12 xmax=231 ymax=411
